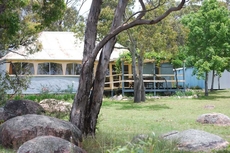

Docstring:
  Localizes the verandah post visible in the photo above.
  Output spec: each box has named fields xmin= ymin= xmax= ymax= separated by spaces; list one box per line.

xmin=121 ymin=60 xmax=124 ymax=96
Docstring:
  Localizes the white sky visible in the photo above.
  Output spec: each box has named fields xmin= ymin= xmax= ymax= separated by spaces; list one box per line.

xmin=79 ymin=0 xmax=140 ymax=16
xmin=79 ymin=0 xmax=91 ymax=16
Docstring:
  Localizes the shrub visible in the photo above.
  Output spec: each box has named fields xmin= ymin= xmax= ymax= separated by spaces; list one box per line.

xmin=174 ymin=90 xmax=194 ymax=97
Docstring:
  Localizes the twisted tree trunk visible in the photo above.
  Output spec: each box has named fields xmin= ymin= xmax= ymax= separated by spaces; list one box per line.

xmin=70 ymin=0 xmax=185 ymax=135
xmin=70 ymin=0 xmax=102 ymax=134
xmin=70 ymin=0 xmax=128 ymax=136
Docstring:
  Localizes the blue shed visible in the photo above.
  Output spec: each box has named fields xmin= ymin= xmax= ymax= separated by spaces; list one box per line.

xmin=176 ymin=67 xmax=230 ymax=89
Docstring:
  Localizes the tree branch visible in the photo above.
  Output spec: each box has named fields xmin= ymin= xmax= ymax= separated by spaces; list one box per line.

xmin=124 ymin=0 xmax=165 ymax=24
xmin=91 ymin=0 xmax=186 ymax=61
xmin=7 ymin=49 xmax=26 ymax=56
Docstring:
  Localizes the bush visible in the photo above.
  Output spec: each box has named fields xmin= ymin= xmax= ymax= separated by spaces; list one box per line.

xmin=14 ymin=93 xmax=75 ymax=103
xmin=174 ymin=90 xmax=194 ymax=97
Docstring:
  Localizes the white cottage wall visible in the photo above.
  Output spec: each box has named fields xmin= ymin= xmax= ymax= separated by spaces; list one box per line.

xmin=20 ymin=76 xmax=80 ymax=94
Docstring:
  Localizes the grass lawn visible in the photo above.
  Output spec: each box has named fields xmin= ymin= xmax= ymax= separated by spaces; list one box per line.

xmin=83 ymin=90 xmax=230 ymax=152
xmin=1 ymin=90 xmax=230 ymax=152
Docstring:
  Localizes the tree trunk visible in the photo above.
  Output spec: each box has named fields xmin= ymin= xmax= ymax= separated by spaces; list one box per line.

xmin=127 ymin=30 xmax=145 ymax=103
xmin=174 ymin=66 xmax=179 ymax=89
xmin=85 ymin=39 xmax=115 ymax=135
xmin=133 ymin=55 xmax=146 ymax=102
xmin=70 ymin=0 xmax=102 ymax=134
xmin=137 ymin=55 xmax=145 ymax=102
xmin=210 ymin=70 xmax=214 ymax=92
xmin=218 ymin=75 xmax=220 ymax=89
xmin=70 ymin=0 xmax=128 ymax=136
xmin=205 ymin=71 xmax=209 ymax=96
xmin=129 ymin=41 xmax=140 ymax=102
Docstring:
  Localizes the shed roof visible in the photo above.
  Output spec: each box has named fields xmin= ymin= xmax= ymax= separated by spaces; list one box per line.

xmin=0 ymin=31 xmax=127 ymax=61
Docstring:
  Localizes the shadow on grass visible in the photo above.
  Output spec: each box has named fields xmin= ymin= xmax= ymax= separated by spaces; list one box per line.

xmin=118 ymin=104 xmax=171 ymax=111
xmin=194 ymin=90 xmax=230 ymax=100
xmin=102 ymin=101 xmax=131 ymax=107
xmin=197 ymin=95 xmax=230 ymax=100
xmin=102 ymin=101 xmax=171 ymax=111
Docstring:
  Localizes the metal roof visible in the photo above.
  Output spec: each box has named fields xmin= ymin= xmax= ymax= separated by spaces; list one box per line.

xmin=0 ymin=31 xmax=127 ymax=61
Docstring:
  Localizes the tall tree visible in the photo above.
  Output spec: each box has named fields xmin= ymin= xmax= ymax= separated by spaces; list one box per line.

xmin=182 ymin=0 xmax=230 ymax=96
xmin=70 ymin=0 xmax=186 ymax=136
xmin=0 ymin=0 xmax=66 ymax=103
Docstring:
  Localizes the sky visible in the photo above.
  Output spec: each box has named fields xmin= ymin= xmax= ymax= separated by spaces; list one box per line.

xmin=79 ymin=0 xmax=91 ymax=16
xmin=79 ymin=0 xmax=140 ymax=16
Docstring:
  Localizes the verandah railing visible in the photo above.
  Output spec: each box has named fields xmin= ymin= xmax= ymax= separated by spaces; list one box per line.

xmin=104 ymin=74 xmax=185 ymax=91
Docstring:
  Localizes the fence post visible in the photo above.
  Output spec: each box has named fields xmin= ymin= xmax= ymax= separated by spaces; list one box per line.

xmin=153 ymin=62 xmax=156 ymax=96
xmin=121 ymin=60 xmax=124 ymax=96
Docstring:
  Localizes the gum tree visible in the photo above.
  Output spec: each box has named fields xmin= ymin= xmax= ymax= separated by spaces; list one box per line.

xmin=70 ymin=0 xmax=186 ymax=136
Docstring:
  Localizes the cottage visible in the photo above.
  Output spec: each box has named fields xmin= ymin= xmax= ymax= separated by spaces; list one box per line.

xmin=0 ymin=31 xmax=185 ymax=95
xmin=0 ymin=31 xmax=128 ymax=94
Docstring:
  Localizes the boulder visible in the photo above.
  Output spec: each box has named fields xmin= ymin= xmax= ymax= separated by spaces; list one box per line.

xmin=0 ymin=114 xmax=82 ymax=149
xmin=197 ymin=113 xmax=230 ymax=126
xmin=162 ymin=129 xmax=229 ymax=152
xmin=3 ymin=99 xmax=45 ymax=121
xmin=17 ymin=136 xmax=86 ymax=153
xmin=39 ymin=99 xmax=72 ymax=113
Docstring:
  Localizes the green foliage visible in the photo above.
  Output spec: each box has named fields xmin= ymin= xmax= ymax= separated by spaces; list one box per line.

xmin=32 ymin=0 xmax=66 ymax=29
xmin=181 ymin=0 xmax=230 ymax=95
xmin=144 ymin=52 xmax=168 ymax=66
xmin=0 ymin=0 xmax=66 ymax=51
xmin=182 ymin=0 xmax=230 ymax=78
xmin=115 ymin=52 xmax=132 ymax=73
xmin=171 ymin=47 xmax=187 ymax=68
xmin=14 ymin=93 xmax=75 ymax=103
xmin=174 ymin=90 xmax=194 ymax=97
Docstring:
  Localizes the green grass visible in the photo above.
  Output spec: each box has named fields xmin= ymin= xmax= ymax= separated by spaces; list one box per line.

xmin=1 ymin=90 xmax=230 ymax=152
xmin=83 ymin=90 xmax=230 ymax=152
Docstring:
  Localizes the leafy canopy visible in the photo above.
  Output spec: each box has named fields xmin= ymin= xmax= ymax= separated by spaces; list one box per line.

xmin=0 ymin=0 xmax=66 ymax=52
xmin=182 ymin=0 xmax=230 ymax=79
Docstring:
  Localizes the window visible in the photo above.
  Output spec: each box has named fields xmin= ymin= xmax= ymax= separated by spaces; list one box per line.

xmin=50 ymin=63 xmax=62 ymax=75
xmin=124 ymin=65 xmax=129 ymax=74
xmin=37 ymin=63 xmax=63 ymax=75
xmin=66 ymin=63 xmax=81 ymax=75
xmin=38 ymin=63 xmax=49 ymax=75
xmin=9 ymin=62 xmax=34 ymax=75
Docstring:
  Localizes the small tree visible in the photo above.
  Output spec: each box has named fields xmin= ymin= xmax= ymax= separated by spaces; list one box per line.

xmin=182 ymin=0 xmax=230 ymax=96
